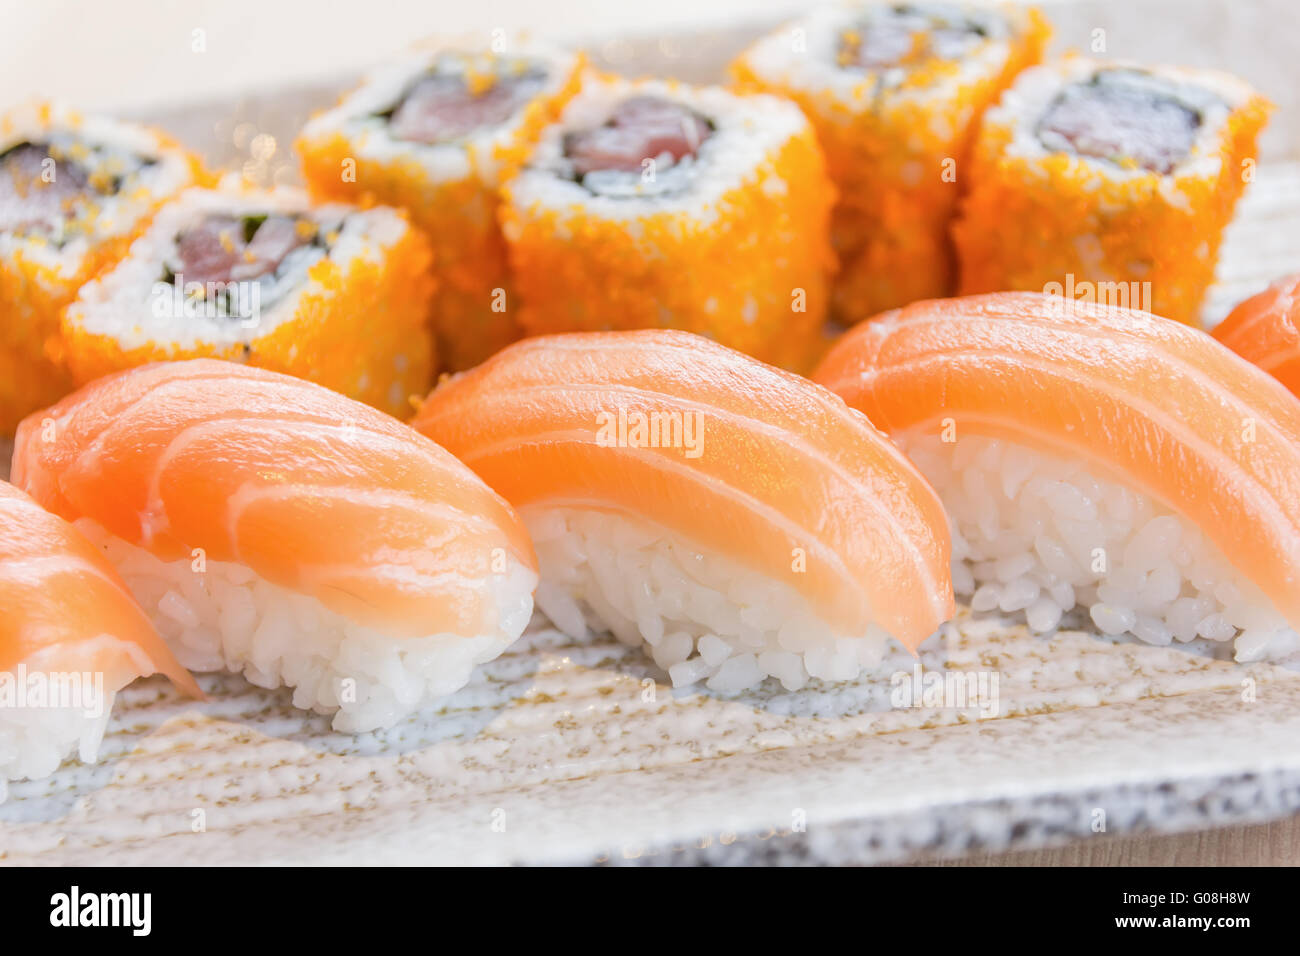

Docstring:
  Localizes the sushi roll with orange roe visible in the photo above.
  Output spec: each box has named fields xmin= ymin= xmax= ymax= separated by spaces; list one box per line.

xmin=0 ymin=102 xmax=203 ymax=433
xmin=60 ymin=184 xmax=434 ymax=418
xmin=953 ymin=58 xmax=1271 ymax=326
xmin=297 ymin=37 xmax=584 ymax=372
xmin=501 ymin=77 xmax=837 ymax=373
xmin=1212 ymin=273 xmax=1300 ymax=397
xmin=731 ymin=2 xmax=1049 ymax=324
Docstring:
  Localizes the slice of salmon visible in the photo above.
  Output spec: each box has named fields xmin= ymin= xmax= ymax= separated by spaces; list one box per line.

xmin=1213 ymin=274 xmax=1300 ymax=398
xmin=0 ymin=480 xmax=198 ymax=695
xmin=813 ymin=291 xmax=1300 ymax=628
xmin=411 ymin=329 xmax=953 ymax=649
xmin=11 ymin=360 xmax=536 ymax=640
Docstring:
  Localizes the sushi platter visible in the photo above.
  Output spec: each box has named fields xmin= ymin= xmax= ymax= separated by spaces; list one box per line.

xmin=4 ymin=0 xmax=1300 ymax=868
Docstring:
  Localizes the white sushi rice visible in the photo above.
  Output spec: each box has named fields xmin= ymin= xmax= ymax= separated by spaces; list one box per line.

xmin=66 ymin=184 xmax=410 ymax=351
xmin=902 ymin=433 xmax=1300 ymax=662
xmin=0 ymin=642 xmax=127 ymax=804
xmin=0 ymin=705 xmax=111 ymax=804
xmin=75 ymin=520 xmax=538 ymax=733
xmin=507 ymin=77 xmax=810 ymax=224
xmin=528 ymin=508 xmax=892 ymax=693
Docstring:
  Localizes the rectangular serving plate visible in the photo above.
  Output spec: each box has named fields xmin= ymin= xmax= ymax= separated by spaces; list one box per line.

xmin=3 ymin=0 xmax=1300 ymax=865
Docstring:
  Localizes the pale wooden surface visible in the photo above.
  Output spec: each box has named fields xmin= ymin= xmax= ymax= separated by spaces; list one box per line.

xmin=928 ymin=816 xmax=1300 ymax=866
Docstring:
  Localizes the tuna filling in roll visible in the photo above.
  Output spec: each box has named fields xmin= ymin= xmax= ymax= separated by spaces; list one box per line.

xmin=838 ymin=3 xmax=992 ymax=70
xmin=1036 ymin=69 xmax=1207 ymax=174
xmin=384 ymin=68 xmax=549 ymax=144
xmin=0 ymin=141 xmax=143 ymax=241
xmin=562 ymin=96 xmax=714 ymax=197
xmin=162 ymin=214 xmax=326 ymax=318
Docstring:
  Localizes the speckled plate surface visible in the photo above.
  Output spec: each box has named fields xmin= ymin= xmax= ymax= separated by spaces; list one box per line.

xmin=2 ymin=606 xmax=1299 ymax=864
xmin=5 ymin=2 xmax=1300 ymax=865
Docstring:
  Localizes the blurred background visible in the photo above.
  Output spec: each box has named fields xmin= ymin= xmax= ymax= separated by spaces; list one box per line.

xmin=0 ymin=0 xmax=1295 ymax=163
xmin=0 ymin=0 xmax=804 ymax=110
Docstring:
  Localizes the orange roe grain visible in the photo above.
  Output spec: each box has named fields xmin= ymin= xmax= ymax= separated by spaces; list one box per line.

xmin=60 ymin=214 xmax=436 ymax=420
xmin=0 ymin=119 xmax=206 ymax=433
xmin=297 ymin=55 xmax=585 ymax=373
xmin=731 ymin=6 xmax=1049 ymax=326
xmin=952 ymin=70 xmax=1271 ymax=327
xmin=500 ymin=125 xmax=837 ymax=373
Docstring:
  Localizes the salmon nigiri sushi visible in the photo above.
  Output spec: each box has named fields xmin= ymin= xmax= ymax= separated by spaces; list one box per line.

xmin=12 ymin=360 xmax=538 ymax=732
xmin=411 ymin=330 xmax=953 ymax=692
xmin=1212 ymin=273 xmax=1300 ymax=398
xmin=1 ymin=481 xmax=199 ymax=800
xmin=814 ymin=292 xmax=1300 ymax=661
